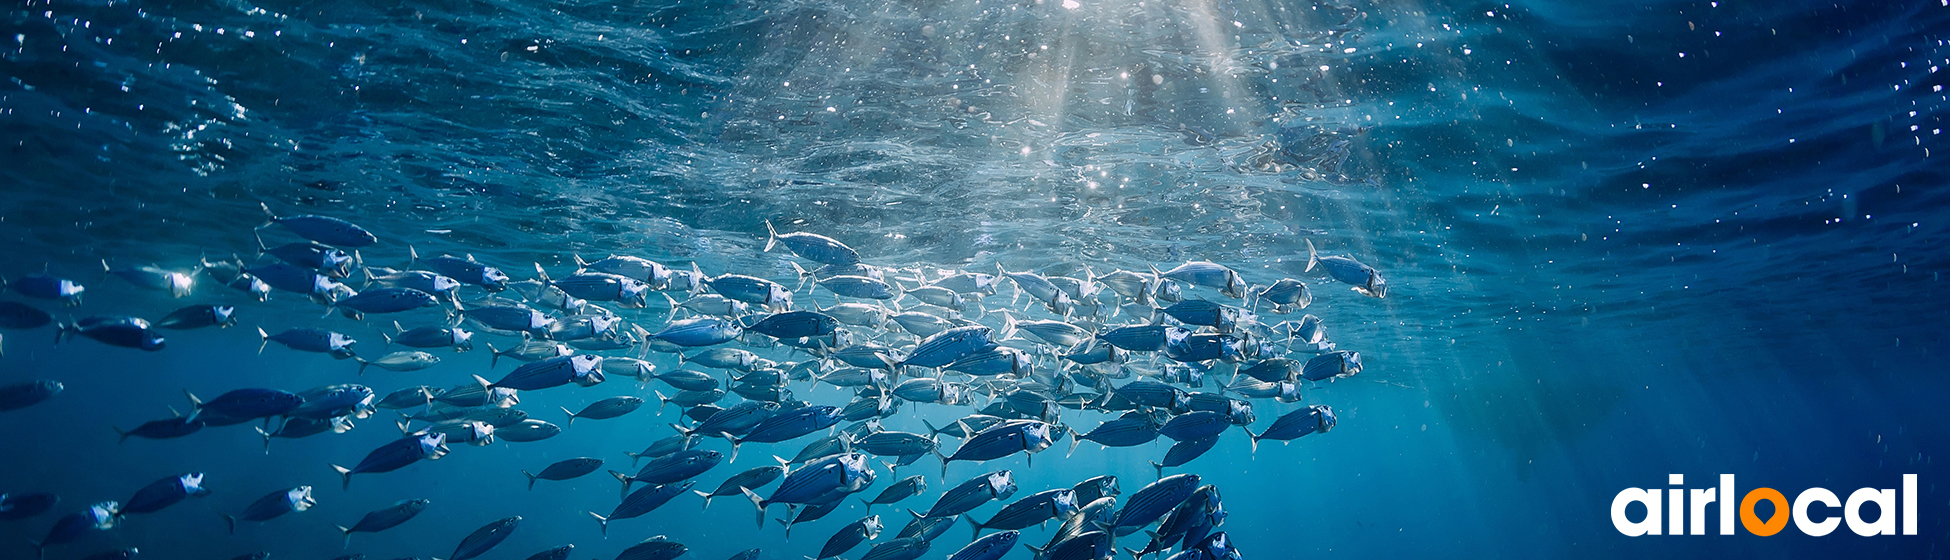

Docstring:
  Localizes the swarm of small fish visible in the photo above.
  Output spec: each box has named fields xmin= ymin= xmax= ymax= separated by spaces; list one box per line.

xmin=0 ymin=207 xmax=1387 ymax=560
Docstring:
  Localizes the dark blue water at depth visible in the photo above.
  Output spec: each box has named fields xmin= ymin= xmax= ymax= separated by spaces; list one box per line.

xmin=2 ymin=0 xmax=1948 ymax=559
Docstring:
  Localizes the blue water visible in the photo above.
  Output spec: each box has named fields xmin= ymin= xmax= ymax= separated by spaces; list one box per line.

xmin=3 ymin=0 xmax=1948 ymax=558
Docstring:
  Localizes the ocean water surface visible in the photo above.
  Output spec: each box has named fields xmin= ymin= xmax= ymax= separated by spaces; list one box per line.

xmin=2 ymin=0 xmax=1948 ymax=558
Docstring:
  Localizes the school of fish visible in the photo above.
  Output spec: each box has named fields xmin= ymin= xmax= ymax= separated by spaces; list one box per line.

xmin=0 ymin=204 xmax=1386 ymax=560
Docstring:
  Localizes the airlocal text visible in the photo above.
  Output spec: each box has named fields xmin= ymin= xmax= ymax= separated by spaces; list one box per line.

xmin=1612 ymin=474 xmax=1917 ymax=536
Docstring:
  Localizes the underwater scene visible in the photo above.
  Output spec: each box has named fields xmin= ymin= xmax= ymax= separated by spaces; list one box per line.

xmin=1 ymin=0 xmax=1947 ymax=558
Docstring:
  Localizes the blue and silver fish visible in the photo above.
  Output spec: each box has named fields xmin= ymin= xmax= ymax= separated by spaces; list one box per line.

xmin=222 ymin=486 xmax=315 ymax=534
xmin=765 ymin=220 xmax=862 ymax=266
xmin=1305 ymin=239 xmax=1386 ymax=298
xmin=337 ymin=498 xmax=430 ymax=548
xmin=329 ymin=433 xmax=450 ymax=489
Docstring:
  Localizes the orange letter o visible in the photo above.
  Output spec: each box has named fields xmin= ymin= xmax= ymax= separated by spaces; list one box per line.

xmin=1741 ymin=488 xmax=1790 ymax=536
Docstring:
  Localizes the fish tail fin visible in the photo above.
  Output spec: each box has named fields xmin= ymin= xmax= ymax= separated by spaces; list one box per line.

xmin=222 ymin=513 xmax=239 ymax=535
xmin=654 ymin=390 xmax=671 ymax=414
xmin=688 ymin=262 xmax=705 ymax=298
xmin=969 ymin=515 xmax=985 ymax=541
xmin=355 ymin=357 xmax=370 ymax=376
xmin=573 ymin=253 xmax=591 ymax=271
xmin=921 ymin=419 xmax=940 ymax=436
xmin=726 ymin=438 xmax=743 ymax=464
xmin=561 ymin=406 xmax=578 ymax=428
xmin=331 ymin=464 xmax=353 ymax=490
xmin=338 ymin=526 xmax=353 ymax=549
xmin=763 ymin=220 xmax=779 ymax=253
xmin=669 ymin=423 xmax=694 ymax=438
xmin=113 ymin=426 xmax=131 ymax=444
xmin=257 ymin=202 xmax=276 ymax=228
xmin=1151 ymin=461 xmax=1165 ymax=479
xmin=532 ymin=262 xmax=551 ymax=285
xmin=998 ymin=313 xmax=1018 ymax=342
xmin=1304 ymin=238 xmax=1319 ymax=272
xmin=693 ymin=490 xmax=714 ymax=510
xmin=608 ymin=470 xmax=634 ymax=499
xmin=740 ymin=487 xmax=766 ymax=530
xmin=1124 ymin=546 xmax=1145 ymax=560
xmin=406 ymin=245 xmax=420 ymax=269
xmin=254 ymin=426 xmax=274 ymax=454
xmin=1024 ymin=544 xmax=1045 ymax=559
xmin=522 ymin=470 xmax=537 ymax=491
xmin=181 ymin=390 xmax=204 ymax=423
xmin=587 ymin=511 xmax=609 ymax=536
xmin=485 ymin=342 xmax=502 ymax=369
xmin=1067 ymin=434 xmax=1083 ymax=458
xmin=622 ymin=451 xmax=643 ymax=467
xmin=1248 ymin=431 xmax=1261 ymax=455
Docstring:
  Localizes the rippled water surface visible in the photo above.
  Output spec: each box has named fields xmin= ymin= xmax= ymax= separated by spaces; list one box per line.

xmin=3 ymin=0 xmax=1948 ymax=558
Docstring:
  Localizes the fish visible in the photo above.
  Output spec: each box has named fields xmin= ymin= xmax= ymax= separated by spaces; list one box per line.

xmin=257 ymin=327 xmax=356 ymax=359
xmin=1300 ymin=350 xmax=1362 ymax=381
xmin=55 ymin=316 xmax=165 ymax=351
xmin=939 ymin=421 xmax=1052 ymax=477
xmin=649 ymin=369 xmax=722 ymax=392
xmin=611 ymin=449 xmax=724 ymax=496
xmin=355 ymin=350 xmax=441 ymax=374
xmin=777 ymin=499 xmax=846 ymax=539
xmin=918 ymin=471 xmax=1016 ymax=519
xmin=590 ymin=482 xmax=692 ymax=534
xmin=384 ymin=322 xmax=475 ymax=351
xmin=969 ymin=488 xmax=1078 ymax=537
xmin=289 ymin=384 xmax=376 ymax=420
xmin=899 ymin=325 xmax=1002 ymax=369
xmin=1104 ymin=473 xmax=1200 ymax=536
xmin=949 ymin=529 xmax=1020 ymax=560
xmin=647 ymin=316 xmax=743 ymax=347
xmin=996 ymin=265 xmax=1072 ymax=315
xmin=562 ymin=396 xmax=644 ymax=426
xmin=6 ymin=273 xmax=86 ymax=306
xmin=327 ymin=287 xmax=439 ymax=319
xmin=854 ymin=431 xmax=940 ymax=457
xmin=1071 ymin=475 xmax=1120 ymax=505
xmin=450 ymin=516 xmax=520 ymax=560
xmin=818 ymin=275 xmax=900 ymax=300
xmin=0 ymin=380 xmax=63 ymax=412
xmin=222 ymin=486 xmax=314 ymax=534
xmin=365 ymin=268 xmax=462 ymax=299
xmin=119 ymin=473 xmax=210 ymax=515
xmin=816 ymin=515 xmax=882 ymax=559
xmin=155 ymin=304 xmax=237 ymax=329
xmin=1157 ymin=411 xmax=1233 ymax=442
xmin=857 ymin=536 xmax=931 ymax=560
xmin=1306 ymin=239 xmax=1386 ymax=297
xmin=329 ymin=433 xmax=450 ymax=489
xmin=1031 ymin=529 xmax=1113 ymax=560
xmin=615 ymin=536 xmax=687 ymax=560
xmin=728 ymin=405 xmax=843 ymax=461
xmin=677 ymin=400 xmax=782 ymax=438
xmin=534 ymin=266 xmax=650 ymax=308
xmin=743 ymin=452 xmax=875 ymax=528
xmin=101 ymin=261 xmax=194 ymax=297
xmin=1152 ymin=434 xmax=1222 ymax=477
xmin=260 ymin=203 xmax=378 ymax=247
xmin=33 ymin=501 xmax=117 ymax=558
xmin=0 ymin=492 xmax=59 ymax=520
xmin=410 ymin=249 xmax=508 ymax=291
xmin=0 ymin=301 xmax=53 ymax=329
xmin=460 ymin=303 xmax=554 ymax=334
xmin=1069 ymin=417 xmax=1161 ymax=456
xmin=765 ymin=220 xmax=862 ymax=266
xmin=1250 ymin=404 xmax=1336 ymax=452
xmin=479 ymin=354 xmax=605 ymax=391
xmin=523 ymin=458 xmax=604 ymax=490
xmin=1154 ymin=262 xmax=1246 ymax=299
xmin=184 ymin=388 xmax=304 ymax=423
xmin=497 ymin=419 xmax=562 ymax=443
xmin=337 ymin=499 xmax=431 ymax=548
xmin=245 ymin=262 xmax=343 ymax=300
xmin=669 ymin=294 xmax=751 ymax=317
xmin=113 ymin=416 xmax=203 ymax=442
xmin=374 ymin=386 xmax=441 ymax=410
xmin=747 ymin=310 xmax=841 ymax=340
xmin=521 ymin=545 xmax=574 ymax=560
xmin=693 ymin=463 xmax=787 ymax=509
xmin=575 ymin=255 xmax=674 ymax=289
xmin=1251 ymin=278 xmax=1311 ymax=313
